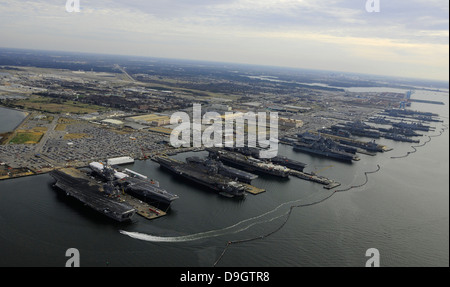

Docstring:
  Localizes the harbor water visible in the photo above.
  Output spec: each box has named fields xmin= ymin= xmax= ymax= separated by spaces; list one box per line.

xmin=0 ymin=90 xmax=448 ymax=267
xmin=0 ymin=107 xmax=27 ymax=134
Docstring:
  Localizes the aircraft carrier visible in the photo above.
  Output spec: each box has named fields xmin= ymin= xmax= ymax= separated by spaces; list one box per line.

xmin=293 ymin=135 xmax=359 ymax=162
xmin=153 ymin=155 xmax=246 ymax=198
xmin=117 ymin=177 xmax=179 ymax=205
xmin=50 ymin=168 xmax=136 ymax=222
xmin=298 ymin=132 xmax=358 ymax=155
xmin=319 ymin=128 xmax=352 ymax=138
xmin=186 ymin=156 xmax=258 ymax=183
xmin=270 ymin=156 xmax=307 ymax=172
xmin=331 ymin=123 xmax=382 ymax=139
xmin=207 ymin=148 xmax=291 ymax=178
xmin=314 ymin=130 xmax=387 ymax=153
xmin=224 ymin=146 xmax=307 ymax=172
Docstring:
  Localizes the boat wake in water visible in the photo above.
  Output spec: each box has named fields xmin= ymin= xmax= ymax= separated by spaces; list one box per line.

xmin=119 ymin=197 xmax=309 ymax=243
xmin=120 ymin=163 xmax=383 ymax=247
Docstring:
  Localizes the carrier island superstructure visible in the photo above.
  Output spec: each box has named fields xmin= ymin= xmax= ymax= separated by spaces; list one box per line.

xmin=89 ymin=161 xmax=179 ymax=205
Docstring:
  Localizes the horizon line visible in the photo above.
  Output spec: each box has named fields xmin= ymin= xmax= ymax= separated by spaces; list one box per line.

xmin=0 ymin=46 xmax=448 ymax=86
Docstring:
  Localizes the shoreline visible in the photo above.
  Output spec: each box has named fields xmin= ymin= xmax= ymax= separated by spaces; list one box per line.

xmin=0 ymin=145 xmax=204 ymax=181
xmin=0 ymin=105 xmax=30 ymax=134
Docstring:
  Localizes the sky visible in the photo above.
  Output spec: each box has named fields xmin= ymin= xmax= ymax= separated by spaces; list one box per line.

xmin=0 ymin=0 xmax=448 ymax=82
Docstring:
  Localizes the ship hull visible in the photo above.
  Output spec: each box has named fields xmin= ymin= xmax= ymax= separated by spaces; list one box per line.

xmin=120 ymin=181 xmax=178 ymax=205
xmin=50 ymin=169 xmax=136 ymax=222
xmin=293 ymin=145 xmax=354 ymax=162
xmin=155 ymin=157 xmax=246 ymax=197
xmin=217 ymin=156 xmax=290 ymax=178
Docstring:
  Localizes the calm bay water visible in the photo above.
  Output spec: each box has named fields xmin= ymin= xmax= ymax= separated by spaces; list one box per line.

xmin=0 ymin=90 xmax=448 ymax=267
xmin=0 ymin=107 xmax=27 ymax=133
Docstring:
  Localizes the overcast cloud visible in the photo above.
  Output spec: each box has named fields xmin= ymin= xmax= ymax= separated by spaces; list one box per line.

xmin=0 ymin=0 xmax=448 ymax=81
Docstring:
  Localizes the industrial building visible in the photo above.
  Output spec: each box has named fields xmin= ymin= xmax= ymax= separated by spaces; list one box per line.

xmin=107 ymin=156 xmax=135 ymax=166
xmin=126 ymin=114 xmax=171 ymax=127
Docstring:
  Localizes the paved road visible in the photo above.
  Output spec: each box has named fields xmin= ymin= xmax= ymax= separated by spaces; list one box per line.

xmin=114 ymin=64 xmax=136 ymax=82
xmin=34 ymin=115 xmax=59 ymax=155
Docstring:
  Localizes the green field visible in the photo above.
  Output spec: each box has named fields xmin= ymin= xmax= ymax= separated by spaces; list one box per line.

xmin=10 ymin=96 xmax=110 ymax=114
xmin=9 ymin=132 xmax=44 ymax=144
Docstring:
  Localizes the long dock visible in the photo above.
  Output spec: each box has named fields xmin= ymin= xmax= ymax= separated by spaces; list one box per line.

xmin=289 ymin=170 xmax=341 ymax=190
xmin=242 ymin=183 xmax=266 ymax=195
xmin=118 ymin=193 xmax=167 ymax=220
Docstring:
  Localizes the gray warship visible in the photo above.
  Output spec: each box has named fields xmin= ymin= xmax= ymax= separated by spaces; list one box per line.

xmin=50 ymin=168 xmax=136 ymax=222
xmin=153 ymin=156 xmax=247 ymax=198
xmin=294 ymin=133 xmax=358 ymax=162
xmin=89 ymin=162 xmax=179 ymax=205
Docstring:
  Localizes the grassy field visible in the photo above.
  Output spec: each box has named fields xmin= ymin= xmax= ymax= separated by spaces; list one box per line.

xmin=64 ymin=133 xmax=90 ymax=140
xmin=10 ymin=96 xmax=110 ymax=114
xmin=9 ymin=131 xmax=44 ymax=144
xmin=55 ymin=124 xmax=67 ymax=131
